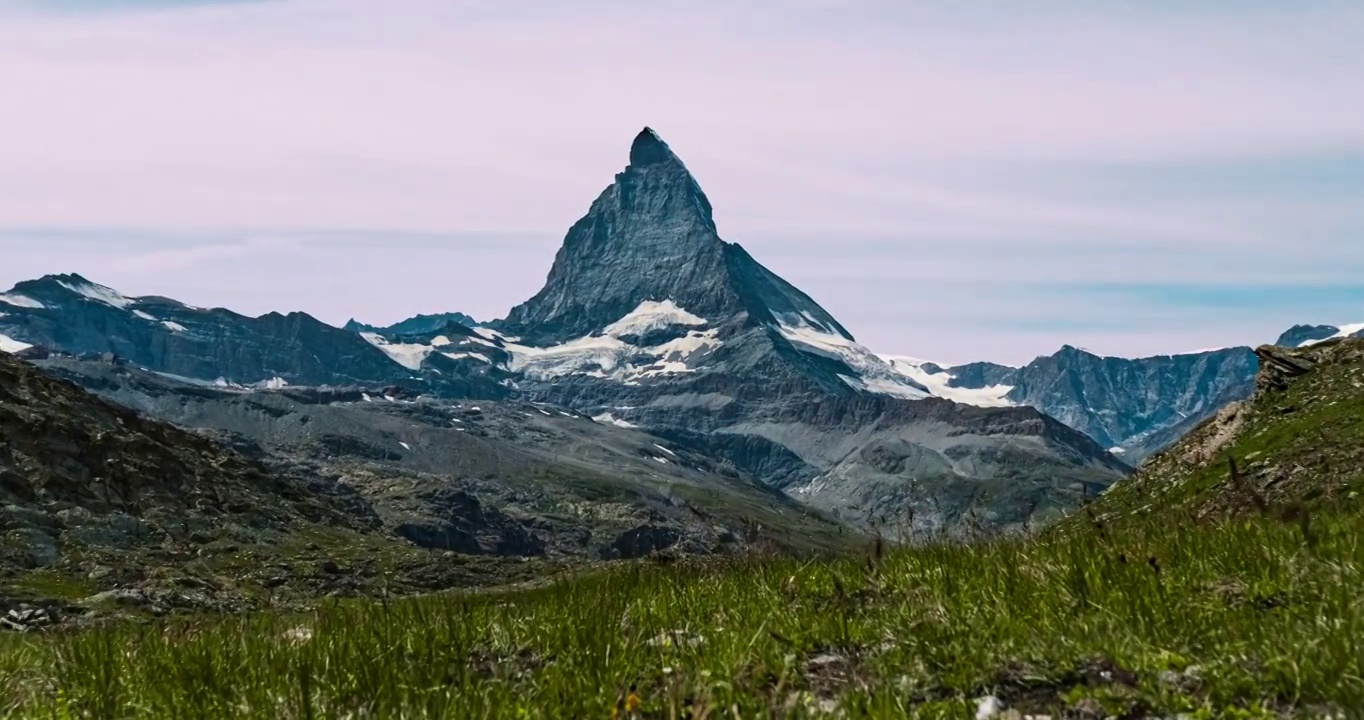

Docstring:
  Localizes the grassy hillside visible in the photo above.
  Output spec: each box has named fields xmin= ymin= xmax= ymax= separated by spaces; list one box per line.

xmin=0 ymin=340 xmax=1359 ymax=718
xmin=1090 ymin=337 xmax=1364 ymax=520
xmin=0 ymin=511 xmax=1357 ymax=718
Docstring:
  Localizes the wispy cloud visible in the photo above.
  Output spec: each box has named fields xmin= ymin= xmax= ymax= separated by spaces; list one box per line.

xmin=0 ymin=1 xmax=1359 ymax=363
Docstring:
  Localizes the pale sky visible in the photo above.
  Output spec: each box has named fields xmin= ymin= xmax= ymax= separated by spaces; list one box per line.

xmin=0 ymin=0 xmax=1361 ymax=365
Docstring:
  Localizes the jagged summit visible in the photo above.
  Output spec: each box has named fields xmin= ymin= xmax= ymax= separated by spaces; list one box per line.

xmin=628 ymin=127 xmax=679 ymax=167
xmin=498 ymin=128 xmax=850 ymax=346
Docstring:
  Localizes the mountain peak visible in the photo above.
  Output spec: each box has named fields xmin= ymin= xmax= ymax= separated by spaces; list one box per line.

xmin=498 ymin=129 xmax=853 ymax=347
xmin=628 ymin=127 xmax=679 ymax=168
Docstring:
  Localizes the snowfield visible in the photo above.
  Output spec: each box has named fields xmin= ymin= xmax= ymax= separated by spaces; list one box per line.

xmin=880 ymin=356 xmax=1016 ymax=408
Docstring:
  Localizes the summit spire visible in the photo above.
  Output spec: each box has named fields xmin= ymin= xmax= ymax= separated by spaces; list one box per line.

xmin=628 ymin=127 xmax=679 ymax=168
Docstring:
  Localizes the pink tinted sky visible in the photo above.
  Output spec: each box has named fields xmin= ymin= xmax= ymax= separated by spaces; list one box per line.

xmin=0 ymin=0 xmax=1362 ymax=364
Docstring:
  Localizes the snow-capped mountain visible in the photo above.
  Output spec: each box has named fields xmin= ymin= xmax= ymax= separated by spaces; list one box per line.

xmin=879 ymin=320 xmax=1362 ymax=465
xmin=0 ymin=128 xmax=1130 ymax=533
xmin=882 ymin=347 xmax=1258 ymax=464
xmin=0 ymin=273 xmax=511 ymax=398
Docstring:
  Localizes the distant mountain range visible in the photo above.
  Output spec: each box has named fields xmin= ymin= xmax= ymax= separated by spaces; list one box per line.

xmin=1 ymin=127 xmax=1356 ymax=532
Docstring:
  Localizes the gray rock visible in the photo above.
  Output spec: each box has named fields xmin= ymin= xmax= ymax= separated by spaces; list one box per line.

xmin=604 ymin=524 xmax=681 ymax=559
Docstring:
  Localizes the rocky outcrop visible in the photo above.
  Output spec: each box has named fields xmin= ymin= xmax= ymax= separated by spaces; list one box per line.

xmin=603 ymin=524 xmax=682 ymax=559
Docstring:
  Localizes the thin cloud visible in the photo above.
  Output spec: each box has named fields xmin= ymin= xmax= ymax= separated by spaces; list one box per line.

xmin=0 ymin=1 xmax=1358 ymax=362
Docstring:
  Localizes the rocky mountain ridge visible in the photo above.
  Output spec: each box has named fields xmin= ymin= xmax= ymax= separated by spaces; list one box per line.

xmin=886 ymin=345 xmax=1260 ymax=464
xmin=0 ymin=128 xmax=1134 ymax=533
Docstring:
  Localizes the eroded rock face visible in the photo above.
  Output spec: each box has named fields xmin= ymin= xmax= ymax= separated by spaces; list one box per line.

xmin=603 ymin=524 xmax=681 ymax=559
xmin=395 ymin=489 xmax=546 ymax=557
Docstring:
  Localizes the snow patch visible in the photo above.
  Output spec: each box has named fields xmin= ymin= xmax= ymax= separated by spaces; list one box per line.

xmin=399 ymin=442 xmax=411 ymax=451
xmin=881 ymin=356 xmax=1015 ymax=408
xmin=774 ymin=318 xmax=929 ymax=400
xmin=0 ymin=333 xmax=32 ymax=353
xmin=132 ymin=310 xmax=157 ymax=322
xmin=359 ymin=332 xmax=433 ymax=371
xmin=504 ymin=303 xmax=719 ymax=382
xmin=653 ymin=457 xmax=669 ymax=465
xmin=652 ymin=443 xmax=677 ymax=456
xmin=161 ymin=321 xmax=187 ymax=332
xmin=602 ymin=299 xmax=706 ymax=338
xmin=442 ymin=351 xmax=491 ymax=364
xmin=0 ymin=293 xmax=44 ymax=309
xmin=263 ymin=377 xmax=288 ymax=390
xmin=592 ymin=412 xmax=636 ymax=429
xmin=57 ymin=279 xmax=135 ymax=309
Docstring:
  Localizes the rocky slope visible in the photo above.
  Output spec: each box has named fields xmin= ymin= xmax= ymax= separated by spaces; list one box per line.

xmin=0 ymin=347 xmax=860 ymax=620
xmin=0 ymin=349 xmax=453 ymax=619
xmin=1089 ymin=335 xmax=1364 ymax=521
xmin=30 ymin=354 xmax=851 ymax=559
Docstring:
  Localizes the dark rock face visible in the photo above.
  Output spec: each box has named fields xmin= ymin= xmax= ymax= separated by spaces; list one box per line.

xmin=945 ymin=361 xmax=1016 ymax=389
xmin=498 ymin=128 xmax=851 ymax=347
xmin=345 ymin=312 xmax=477 ymax=337
xmin=604 ymin=524 xmax=681 ymax=559
xmin=396 ymin=489 xmax=546 ymax=557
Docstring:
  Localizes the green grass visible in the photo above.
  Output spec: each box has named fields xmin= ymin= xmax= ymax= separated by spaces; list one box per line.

xmin=0 ymin=508 xmax=1358 ymax=719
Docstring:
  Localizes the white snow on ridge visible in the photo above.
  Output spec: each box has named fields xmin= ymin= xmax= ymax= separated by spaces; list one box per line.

xmin=505 ymin=300 xmax=720 ymax=382
xmin=442 ymin=351 xmax=491 ymax=364
xmin=0 ymin=293 xmax=44 ymax=309
xmin=133 ymin=310 xmax=157 ymax=322
xmin=57 ymin=279 xmax=135 ymax=309
xmin=162 ymin=321 xmax=188 ymax=332
xmin=0 ymin=333 xmax=32 ymax=353
xmin=1301 ymin=322 xmax=1364 ymax=347
xmin=592 ymin=412 xmax=637 ymax=429
xmin=773 ymin=316 xmax=930 ymax=400
xmin=880 ymin=356 xmax=1016 ymax=408
xmin=359 ymin=332 xmax=434 ymax=371
xmin=602 ymin=300 xmax=706 ymax=337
